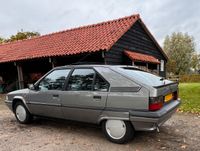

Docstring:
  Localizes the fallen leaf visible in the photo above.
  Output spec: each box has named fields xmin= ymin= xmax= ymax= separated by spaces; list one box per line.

xmin=181 ymin=145 xmax=187 ymax=149
xmin=160 ymin=146 xmax=166 ymax=150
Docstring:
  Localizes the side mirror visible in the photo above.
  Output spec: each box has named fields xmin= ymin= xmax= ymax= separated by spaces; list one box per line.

xmin=28 ymin=84 xmax=36 ymax=90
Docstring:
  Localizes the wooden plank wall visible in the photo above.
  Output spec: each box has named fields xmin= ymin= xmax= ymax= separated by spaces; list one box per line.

xmin=105 ymin=20 xmax=166 ymax=77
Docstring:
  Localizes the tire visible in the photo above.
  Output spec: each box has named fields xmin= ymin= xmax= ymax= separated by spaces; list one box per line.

xmin=102 ymin=120 xmax=134 ymax=144
xmin=14 ymin=101 xmax=32 ymax=124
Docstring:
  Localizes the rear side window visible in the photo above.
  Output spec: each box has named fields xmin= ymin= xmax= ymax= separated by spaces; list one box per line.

xmin=67 ymin=69 xmax=95 ymax=91
xmin=118 ymin=67 xmax=164 ymax=86
xmin=94 ymin=74 xmax=109 ymax=92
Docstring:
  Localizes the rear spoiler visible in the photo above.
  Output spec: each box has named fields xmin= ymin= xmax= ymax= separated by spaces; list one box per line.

xmin=153 ymin=81 xmax=178 ymax=88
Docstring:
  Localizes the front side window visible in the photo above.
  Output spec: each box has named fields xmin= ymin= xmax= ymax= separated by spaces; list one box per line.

xmin=67 ymin=69 xmax=95 ymax=91
xmin=38 ymin=69 xmax=70 ymax=90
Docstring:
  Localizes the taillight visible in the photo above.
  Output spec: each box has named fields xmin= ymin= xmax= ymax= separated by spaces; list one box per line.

xmin=149 ymin=96 xmax=164 ymax=111
xmin=173 ymin=91 xmax=178 ymax=100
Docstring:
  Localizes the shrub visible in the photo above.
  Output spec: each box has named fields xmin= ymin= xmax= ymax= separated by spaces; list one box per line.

xmin=179 ymin=74 xmax=200 ymax=83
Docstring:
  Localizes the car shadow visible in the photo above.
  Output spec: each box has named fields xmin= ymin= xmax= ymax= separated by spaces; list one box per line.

xmin=12 ymin=116 xmax=185 ymax=146
xmin=30 ymin=117 xmax=104 ymax=139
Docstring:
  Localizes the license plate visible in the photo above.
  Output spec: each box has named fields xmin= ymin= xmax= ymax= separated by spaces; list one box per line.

xmin=165 ymin=93 xmax=173 ymax=102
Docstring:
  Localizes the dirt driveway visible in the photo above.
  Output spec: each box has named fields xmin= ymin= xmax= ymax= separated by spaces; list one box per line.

xmin=0 ymin=95 xmax=200 ymax=151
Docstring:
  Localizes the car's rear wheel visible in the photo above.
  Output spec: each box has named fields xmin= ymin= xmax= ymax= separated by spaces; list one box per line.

xmin=14 ymin=101 xmax=32 ymax=124
xmin=102 ymin=119 xmax=134 ymax=144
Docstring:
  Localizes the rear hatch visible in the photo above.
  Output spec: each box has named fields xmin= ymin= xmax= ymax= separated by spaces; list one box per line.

xmin=113 ymin=67 xmax=179 ymax=111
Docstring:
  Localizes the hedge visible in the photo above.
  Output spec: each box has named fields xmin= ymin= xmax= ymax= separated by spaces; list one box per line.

xmin=179 ymin=74 xmax=200 ymax=83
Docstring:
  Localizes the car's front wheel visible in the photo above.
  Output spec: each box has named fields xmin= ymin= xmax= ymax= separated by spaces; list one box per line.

xmin=14 ymin=101 xmax=32 ymax=124
xmin=102 ymin=119 xmax=134 ymax=144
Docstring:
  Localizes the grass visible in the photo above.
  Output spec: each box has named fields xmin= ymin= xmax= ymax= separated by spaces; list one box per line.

xmin=179 ymin=83 xmax=200 ymax=114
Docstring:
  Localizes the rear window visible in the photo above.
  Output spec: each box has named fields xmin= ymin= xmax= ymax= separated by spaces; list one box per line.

xmin=117 ymin=67 xmax=168 ymax=86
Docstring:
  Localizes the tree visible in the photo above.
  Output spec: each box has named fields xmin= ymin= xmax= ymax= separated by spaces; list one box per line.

xmin=191 ymin=53 xmax=200 ymax=72
xmin=163 ymin=32 xmax=196 ymax=75
xmin=0 ymin=37 xmax=4 ymax=44
xmin=5 ymin=30 xmax=40 ymax=42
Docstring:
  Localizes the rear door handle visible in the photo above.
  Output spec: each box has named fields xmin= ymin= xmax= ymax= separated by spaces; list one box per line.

xmin=93 ymin=95 xmax=101 ymax=99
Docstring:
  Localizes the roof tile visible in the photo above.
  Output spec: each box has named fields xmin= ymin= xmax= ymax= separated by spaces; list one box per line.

xmin=0 ymin=14 xmax=140 ymax=63
xmin=124 ymin=50 xmax=160 ymax=64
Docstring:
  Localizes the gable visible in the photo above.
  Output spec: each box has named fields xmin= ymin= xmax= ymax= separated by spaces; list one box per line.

xmin=124 ymin=20 xmax=166 ymax=60
xmin=105 ymin=20 xmax=167 ymax=65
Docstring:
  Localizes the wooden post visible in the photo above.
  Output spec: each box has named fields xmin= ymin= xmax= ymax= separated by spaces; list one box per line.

xmin=16 ymin=64 xmax=24 ymax=89
xmin=49 ymin=57 xmax=55 ymax=68
xmin=51 ymin=62 xmax=55 ymax=68
xmin=157 ymin=64 xmax=160 ymax=74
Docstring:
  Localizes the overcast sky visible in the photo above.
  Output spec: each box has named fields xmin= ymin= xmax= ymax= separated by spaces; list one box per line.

xmin=0 ymin=0 xmax=199 ymax=52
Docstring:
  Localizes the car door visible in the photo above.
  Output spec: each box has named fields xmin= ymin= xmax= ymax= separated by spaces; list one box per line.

xmin=60 ymin=68 xmax=109 ymax=123
xmin=26 ymin=68 xmax=71 ymax=118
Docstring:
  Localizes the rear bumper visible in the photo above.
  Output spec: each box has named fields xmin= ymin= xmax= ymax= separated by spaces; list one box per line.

xmin=130 ymin=100 xmax=181 ymax=131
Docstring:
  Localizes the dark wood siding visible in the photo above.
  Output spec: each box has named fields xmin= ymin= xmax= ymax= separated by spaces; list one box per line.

xmin=105 ymin=20 xmax=166 ymax=77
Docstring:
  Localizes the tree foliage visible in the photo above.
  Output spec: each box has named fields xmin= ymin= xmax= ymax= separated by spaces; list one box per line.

xmin=5 ymin=30 xmax=40 ymax=42
xmin=0 ymin=37 xmax=4 ymax=44
xmin=0 ymin=30 xmax=40 ymax=44
xmin=191 ymin=53 xmax=200 ymax=72
xmin=163 ymin=32 xmax=197 ymax=75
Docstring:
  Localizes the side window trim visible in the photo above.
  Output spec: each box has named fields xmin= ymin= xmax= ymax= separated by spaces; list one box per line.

xmin=92 ymin=71 xmax=97 ymax=91
xmin=63 ymin=67 xmax=75 ymax=91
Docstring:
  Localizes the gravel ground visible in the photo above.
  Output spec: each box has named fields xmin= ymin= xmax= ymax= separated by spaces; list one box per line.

xmin=0 ymin=95 xmax=200 ymax=151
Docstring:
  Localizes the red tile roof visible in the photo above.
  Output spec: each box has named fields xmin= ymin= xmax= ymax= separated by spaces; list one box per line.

xmin=0 ymin=14 xmax=140 ymax=63
xmin=124 ymin=50 xmax=160 ymax=64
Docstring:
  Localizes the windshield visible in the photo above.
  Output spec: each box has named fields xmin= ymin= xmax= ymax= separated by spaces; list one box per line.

xmin=116 ymin=67 xmax=171 ymax=87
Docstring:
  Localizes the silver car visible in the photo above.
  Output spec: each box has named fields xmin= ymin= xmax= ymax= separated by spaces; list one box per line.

xmin=5 ymin=65 xmax=180 ymax=144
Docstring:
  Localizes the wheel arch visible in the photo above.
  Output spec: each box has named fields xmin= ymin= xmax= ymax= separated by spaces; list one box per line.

xmin=12 ymin=96 xmax=30 ymax=112
xmin=98 ymin=116 xmax=130 ymax=125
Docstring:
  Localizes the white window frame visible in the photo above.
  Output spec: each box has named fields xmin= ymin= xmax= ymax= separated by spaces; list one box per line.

xmin=160 ymin=60 xmax=164 ymax=72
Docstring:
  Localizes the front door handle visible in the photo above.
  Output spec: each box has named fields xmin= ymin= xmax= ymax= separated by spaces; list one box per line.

xmin=93 ymin=95 xmax=101 ymax=99
xmin=53 ymin=94 xmax=59 ymax=98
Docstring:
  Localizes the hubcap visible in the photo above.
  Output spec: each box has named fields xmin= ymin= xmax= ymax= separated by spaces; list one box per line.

xmin=16 ymin=105 xmax=26 ymax=122
xmin=105 ymin=120 xmax=126 ymax=140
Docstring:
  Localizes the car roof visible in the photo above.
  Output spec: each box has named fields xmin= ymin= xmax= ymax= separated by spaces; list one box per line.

xmin=53 ymin=64 xmax=140 ymax=70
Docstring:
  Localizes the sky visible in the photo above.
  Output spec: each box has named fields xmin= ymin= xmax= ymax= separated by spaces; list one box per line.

xmin=0 ymin=0 xmax=200 ymax=53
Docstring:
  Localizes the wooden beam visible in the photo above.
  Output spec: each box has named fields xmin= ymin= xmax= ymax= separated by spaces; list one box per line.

xmin=16 ymin=64 xmax=24 ymax=89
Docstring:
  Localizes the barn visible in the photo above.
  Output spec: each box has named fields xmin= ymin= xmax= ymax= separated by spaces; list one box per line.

xmin=0 ymin=14 xmax=168 ymax=92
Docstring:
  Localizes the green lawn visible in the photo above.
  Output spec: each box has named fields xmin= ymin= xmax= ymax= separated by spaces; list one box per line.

xmin=179 ymin=83 xmax=200 ymax=114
